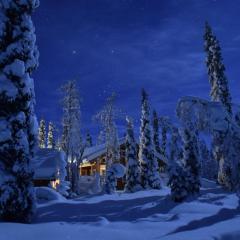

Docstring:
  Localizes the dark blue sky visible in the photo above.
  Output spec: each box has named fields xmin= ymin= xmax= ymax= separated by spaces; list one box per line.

xmin=33 ymin=0 xmax=240 ymax=138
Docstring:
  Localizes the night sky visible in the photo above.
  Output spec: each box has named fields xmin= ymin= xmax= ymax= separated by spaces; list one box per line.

xmin=33 ymin=0 xmax=240 ymax=138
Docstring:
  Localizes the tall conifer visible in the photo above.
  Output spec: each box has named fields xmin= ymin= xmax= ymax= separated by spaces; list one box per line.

xmin=0 ymin=0 xmax=39 ymax=222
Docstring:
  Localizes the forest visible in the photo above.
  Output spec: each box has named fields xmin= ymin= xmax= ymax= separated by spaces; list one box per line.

xmin=0 ymin=1 xmax=240 ymax=240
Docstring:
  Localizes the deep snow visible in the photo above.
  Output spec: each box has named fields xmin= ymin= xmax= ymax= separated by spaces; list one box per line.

xmin=0 ymin=179 xmax=240 ymax=240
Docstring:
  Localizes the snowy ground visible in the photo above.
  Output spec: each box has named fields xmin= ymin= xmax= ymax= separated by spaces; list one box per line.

xmin=1 ymin=180 xmax=240 ymax=240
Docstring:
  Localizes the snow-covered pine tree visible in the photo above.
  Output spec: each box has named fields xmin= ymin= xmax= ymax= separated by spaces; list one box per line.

xmin=159 ymin=116 xmax=170 ymax=160
xmin=152 ymin=111 xmax=160 ymax=154
xmin=47 ymin=121 xmax=55 ymax=149
xmin=139 ymin=89 xmax=161 ymax=189
xmin=53 ymin=127 xmax=60 ymax=150
xmin=167 ymin=125 xmax=188 ymax=202
xmin=204 ymin=22 xmax=232 ymax=115
xmin=111 ymin=125 xmax=120 ymax=165
xmin=214 ymin=131 xmax=235 ymax=190
xmin=0 ymin=0 xmax=39 ymax=222
xmin=95 ymin=93 xmax=120 ymax=193
xmin=139 ymin=89 xmax=151 ymax=188
xmin=85 ymin=131 xmax=93 ymax=148
xmin=104 ymin=124 xmax=120 ymax=193
xmin=204 ymin=23 xmax=234 ymax=189
xmin=182 ymin=126 xmax=201 ymax=194
xmin=169 ymin=126 xmax=182 ymax=164
xmin=199 ymin=140 xmax=217 ymax=180
xmin=234 ymin=111 xmax=240 ymax=128
xmin=168 ymin=162 xmax=188 ymax=202
xmin=124 ymin=117 xmax=142 ymax=192
xmin=152 ymin=110 xmax=162 ymax=165
xmin=38 ymin=119 xmax=46 ymax=148
xmin=61 ymin=80 xmax=83 ymax=195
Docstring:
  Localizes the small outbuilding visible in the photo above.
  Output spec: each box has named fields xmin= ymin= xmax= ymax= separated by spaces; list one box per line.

xmin=32 ymin=148 xmax=66 ymax=189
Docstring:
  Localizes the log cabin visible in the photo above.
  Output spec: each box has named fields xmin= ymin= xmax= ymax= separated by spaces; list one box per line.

xmin=33 ymin=142 xmax=167 ymax=192
xmin=80 ymin=139 xmax=167 ymax=190
xmin=80 ymin=139 xmax=127 ymax=190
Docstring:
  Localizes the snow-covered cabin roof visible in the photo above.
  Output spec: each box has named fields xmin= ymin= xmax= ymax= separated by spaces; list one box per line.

xmin=82 ymin=138 xmax=168 ymax=164
xmin=32 ymin=148 xmax=65 ymax=180
xmin=82 ymin=138 xmax=125 ymax=163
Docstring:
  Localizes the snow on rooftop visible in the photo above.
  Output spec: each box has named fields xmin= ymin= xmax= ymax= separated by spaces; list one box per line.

xmin=82 ymin=138 xmax=125 ymax=162
xmin=32 ymin=148 xmax=65 ymax=180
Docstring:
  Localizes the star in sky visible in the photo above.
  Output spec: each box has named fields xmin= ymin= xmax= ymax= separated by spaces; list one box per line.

xmin=33 ymin=0 xmax=240 ymax=137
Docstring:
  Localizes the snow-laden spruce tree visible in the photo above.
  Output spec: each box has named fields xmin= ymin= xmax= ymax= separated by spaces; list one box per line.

xmin=0 ymin=0 xmax=39 ymax=222
xmin=152 ymin=110 xmax=163 ymax=167
xmin=204 ymin=22 xmax=234 ymax=188
xmin=152 ymin=110 xmax=161 ymax=155
xmin=182 ymin=126 xmax=201 ymax=194
xmin=139 ymin=89 xmax=161 ymax=189
xmin=124 ymin=117 xmax=142 ymax=192
xmin=169 ymin=126 xmax=182 ymax=165
xmin=214 ymin=131 xmax=236 ymax=190
xmin=159 ymin=116 xmax=170 ymax=160
xmin=85 ymin=131 xmax=93 ymax=148
xmin=47 ymin=121 xmax=55 ymax=149
xmin=234 ymin=111 xmax=240 ymax=128
xmin=61 ymin=80 xmax=83 ymax=195
xmin=104 ymin=125 xmax=121 ymax=193
xmin=169 ymin=125 xmax=200 ymax=202
xmin=111 ymin=125 xmax=120 ymax=165
xmin=168 ymin=125 xmax=189 ymax=202
xmin=204 ymin=22 xmax=232 ymax=115
xmin=95 ymin=93 xmax=121 ymax=193
xmin=199 ymin=140 xmax=217 ymax=180
xmin=55 ymin=128 xmax=61 ymax=151
xmin=168 ymin=162 xmax=189 ymax=202
xmin=38 ymin=119 xmax=46 ymax=148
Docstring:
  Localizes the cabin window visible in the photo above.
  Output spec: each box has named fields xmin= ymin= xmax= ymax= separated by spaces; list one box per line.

xmin=51 ymin=179 xmax=60 ymax=189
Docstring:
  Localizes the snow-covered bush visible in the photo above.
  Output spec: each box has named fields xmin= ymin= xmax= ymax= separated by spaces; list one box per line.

xmin=103 ymin=163 xmax=126 ymax=194
xmin=104 ymin=168 xmax=116 ymax=194
xmin=111 ymin=163 xmax=126 ymax=178
xmin=36 ymin=187 xmax=65 ymax=203
xmin=91 ymin=173 xmax=102 ymax=194
xmin=78 ymin=174 xmax=102 ymax=194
